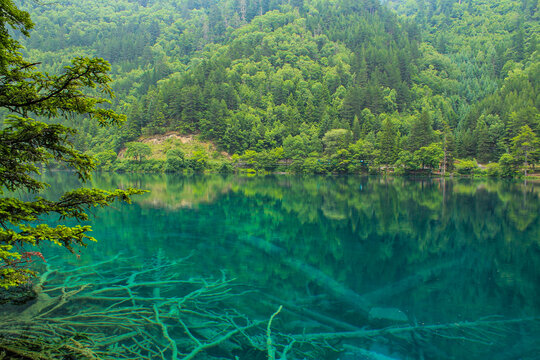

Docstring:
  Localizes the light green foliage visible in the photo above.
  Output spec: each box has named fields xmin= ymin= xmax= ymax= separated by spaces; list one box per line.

xmin=331 ymin=149 xmax=351 ymax=173
xmin=323 ymin=129 xmax=352 ymax=155
xmin=511 ymin=125 xmax=540 ymax=175
xmin=165 ymin=149 xmax=185 ymax=173
xmin=239 ymin=146 xmax=285 ymax=170
xmin=283 ymin=135 xmax=307 ymax=159
xmin=190 ymin=149 xmax=209 ymax=171
xmin=301 ymin=156 xmax=327 ymax=174
xmin=94 ymin=150 xmax=118 ymax=170
xmin=499 ymin=153 xmax=522 ymax=177
xmin=166 ymin=148 xmax=185 ymax=160
xmin=241 ymin=150 xmax=259 ymax=168
xmin=125 ymin=142 xmax=152 ymax=163
xmin=396 ymin=150 xmax=421 ymax=173
xmin=455 ymin=159 xmax=480 ymax=175
xmin=415 ymin=143 xmax=444 ymax=170
xmin=349 ymin=138 xmax=376 ymax=162
xmin=486 ymin=163 xmax=501 ymax=177
xmin=0 ymin=0 xmax=144 ymax=288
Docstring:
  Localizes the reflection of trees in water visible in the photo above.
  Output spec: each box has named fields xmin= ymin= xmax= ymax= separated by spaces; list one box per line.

xmin=32 ymin=173 xmax=540 ymax=358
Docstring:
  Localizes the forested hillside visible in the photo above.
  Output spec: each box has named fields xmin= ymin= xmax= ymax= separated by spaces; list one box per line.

xmin=14 ymin=0 xmax=540 ymax=175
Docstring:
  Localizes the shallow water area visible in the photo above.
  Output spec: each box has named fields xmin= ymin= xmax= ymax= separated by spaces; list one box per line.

xmin=10 ymin=173 xmax=540 ymax=359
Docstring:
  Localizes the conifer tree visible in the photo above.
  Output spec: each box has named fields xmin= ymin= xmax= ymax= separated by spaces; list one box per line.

xmin=352 ymin=116 xmax=362 ymax=142
xmin=0 ymin=1 xmax=143 ymax=288
xmin=475 ymin=118 xmax=491 ymax=163
xmin=379 ymin=117 xmax=399 ymax=166
xmin=409 ymin=110 xmax=435 ymax=151
xmin=511 ymin=125 xmax=540 ymax=176
xmin=442 ymin=122 xmax=456 ymax=173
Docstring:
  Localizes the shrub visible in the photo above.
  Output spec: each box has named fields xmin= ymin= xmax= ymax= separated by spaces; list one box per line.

xmin=166 ymin=149 xmax=185 ymax=160
xmin=165 ymin=149 xmax=185 ymax=173
xmin=191 ymin=149 xmax=209 ymax=171
xmin=486 ymin=163 xmax=501 ymax=177
xmin=216 ymin=162 xmax=234 ymax=173
xmin=94 ymin=150 xmax=118 ymax=171
xmin=499 ymin=153 xmax=521 ymax=178
xmin=455 ymin=159 xmax=479 ymax=175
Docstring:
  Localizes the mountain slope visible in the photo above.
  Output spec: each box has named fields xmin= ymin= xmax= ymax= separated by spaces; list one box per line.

xmin=11 ymin=0 xmax=540 ymax=172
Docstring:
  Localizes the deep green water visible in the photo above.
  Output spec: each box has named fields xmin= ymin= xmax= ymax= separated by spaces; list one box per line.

xmin=29 ymin=173 xmax=540 ymax=359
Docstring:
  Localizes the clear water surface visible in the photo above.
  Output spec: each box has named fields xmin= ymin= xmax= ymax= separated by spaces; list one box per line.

xmin=16 ymin=173 xmax=540 ymax=359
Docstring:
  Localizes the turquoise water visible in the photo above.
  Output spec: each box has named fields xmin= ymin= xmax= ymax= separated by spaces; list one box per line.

xmin=20 ymin=173 xmax=540 ymax=359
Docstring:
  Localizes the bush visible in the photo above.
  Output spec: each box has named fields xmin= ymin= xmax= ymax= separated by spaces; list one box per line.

xmin=94 ymin=150 xmax=117 ymax=165
xmin=112 ymin=160 xmax=129 ymax=173
xmin=300 ymin=157 xmax=327 ymax=174
xmin=455 ymin=159 xmax=479 ymax=175
xmin=190 ymin=149 xmax=209 ymax=171
xmin=166 ymin=149 xmax=185 ymax=160
xmin=288 ymin=159 xmax=304 ymax=173
xmin=141 ymin=159 xmax=164 ymax=172
xmin=112 ymin=159 xmax=164 ymax=173
xmin=395 ymin=150 xmax=420 ymax=173
xmin=216 ymin=162 xmax=234 ymax=173
xmin=499 ymin=153 xmax=521 ymax=178
xmin=486 ymin=163 xmax=500 ymax=177
xmin=94 ymin=150 xmax=118 ymax=171
xmin=165 ymin=149 xmax=185 ymax=173
xmin=165 ymin=156 xmax=184 ymax=172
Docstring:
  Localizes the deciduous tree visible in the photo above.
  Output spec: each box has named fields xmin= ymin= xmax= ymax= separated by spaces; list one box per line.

xmin=125 ymin=142 xmax=152 ymax=163
xmin=511 ymin=125 xmax=540 ymax=176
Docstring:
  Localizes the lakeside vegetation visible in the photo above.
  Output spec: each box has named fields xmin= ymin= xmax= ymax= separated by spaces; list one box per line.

xmin=89 ymin=125 xmax=538 ymax=177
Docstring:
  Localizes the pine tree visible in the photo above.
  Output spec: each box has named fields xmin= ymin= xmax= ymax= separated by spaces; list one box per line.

xmin=475 ymin=118 xmax=491 ymax=163
xmin=442 ymin=122 xmax=456 ymax=174
xmin=352 ymin=115 xmax=361 ymax=142
xmin=409 ymin=110 xmax=435 ymax=151
xmin=379 ymin=117 xmax=399 ymax=165
xmin=0 ymin=1 xmax=143 ymax=288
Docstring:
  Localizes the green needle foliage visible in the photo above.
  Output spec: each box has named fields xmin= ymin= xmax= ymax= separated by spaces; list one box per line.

xmin=0 ymin=0 xmax=144 ymax=289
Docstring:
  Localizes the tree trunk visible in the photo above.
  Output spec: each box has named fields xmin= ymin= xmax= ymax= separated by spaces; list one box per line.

xmin=524 ymin=152 xmax=528 ymax=177
xmin=443 ymin=133 xmax=447 ymax=176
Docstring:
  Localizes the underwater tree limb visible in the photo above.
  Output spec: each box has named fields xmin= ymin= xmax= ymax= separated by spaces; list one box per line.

xmin=263 ymin=293 xmax=361 ymax=331
xmin=153 ymin=304 xmax=178 ymax=360
xmin=181 ymin=319 xmax=265 ymax=360
xmin=292 ymin=317 xmax=540 ymax=342
xmin=267 ymin=305 xmax=283 ymax=360
xmin=0 ymin=254 xmax=314 ymax=360
xmin=2 ymin=252 xmax=532 ymax=360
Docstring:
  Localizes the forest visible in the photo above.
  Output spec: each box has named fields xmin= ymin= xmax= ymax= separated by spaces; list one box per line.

xmin=13 ymin=0 xmax=540 ymax=175
xmin=1 ymin=1 xmax=540 ymax=358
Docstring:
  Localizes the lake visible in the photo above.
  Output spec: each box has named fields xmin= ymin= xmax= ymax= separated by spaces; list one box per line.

xmin=12 ymin=173 xmax=540 ymax=359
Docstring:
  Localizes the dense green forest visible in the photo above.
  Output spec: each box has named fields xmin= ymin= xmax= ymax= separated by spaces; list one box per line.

xmin=14 ymin=0 xmax=540 ymax=176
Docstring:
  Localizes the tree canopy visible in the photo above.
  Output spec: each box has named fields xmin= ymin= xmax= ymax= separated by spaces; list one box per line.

xmin=9 ymin=0 xmax=540 ymax=176
xmin=0 ymin=0 xmax=143 ymax=288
